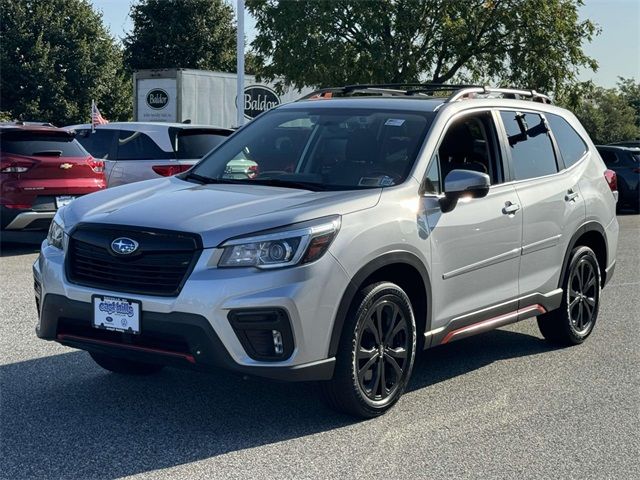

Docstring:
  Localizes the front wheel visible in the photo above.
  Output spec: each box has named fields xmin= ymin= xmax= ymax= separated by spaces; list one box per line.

xmin=320 ymin=282 xmax=417 ymax=418
xmin=537 ymin=246 xmax=600 ymax=346
xmin=90 ymin=352 xmax=164 ymax=375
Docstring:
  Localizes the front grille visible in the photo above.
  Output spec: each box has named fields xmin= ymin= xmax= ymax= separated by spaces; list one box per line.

xmin=66 ymin=224 xmax=201 ymax=297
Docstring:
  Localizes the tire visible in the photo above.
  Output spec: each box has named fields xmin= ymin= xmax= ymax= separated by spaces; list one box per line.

xmin=320 ymin=282 xmax=417 ymax=418
xmin=537 ymin=246 xmax=600 ymax=346
xmin=90 ymin=352 xmax=164 ymax=375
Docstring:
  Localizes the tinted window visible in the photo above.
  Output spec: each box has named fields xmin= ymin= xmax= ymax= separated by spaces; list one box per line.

xmin=438 ymin=112 xmax=503 ymax=185
xmin=175 ymin=131 xmax=228 ymax=159
xmin=500 ymin=111 xmax=557 ymax=180
xmin=75 ymin=129 xmax=115 ymax=159
xmin=1 ymin=132 xmax=87 ymax=157
xmin=116 ymin=130 xmax=172 ymax=160
xmin=547 ymin=113 xmax=587 ymax=167
xmin=598 ymin=149 xmax=618 ymax=166
xmin=423 ymin=156 xmax=440 ymax=194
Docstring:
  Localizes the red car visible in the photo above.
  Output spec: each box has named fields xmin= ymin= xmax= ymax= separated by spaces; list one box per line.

xmin=1 ymin=124 xmax=106 ymax=236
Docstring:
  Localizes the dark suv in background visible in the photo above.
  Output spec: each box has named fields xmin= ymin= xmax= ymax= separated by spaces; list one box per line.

xmin=1 ymin=124 xmax=105 ymax=237
xmin=596 ymin=145 xmax=639 ymax=212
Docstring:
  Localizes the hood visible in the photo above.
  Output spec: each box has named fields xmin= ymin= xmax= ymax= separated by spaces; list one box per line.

xmin=62 ymin=176 xmax=381 ymax=247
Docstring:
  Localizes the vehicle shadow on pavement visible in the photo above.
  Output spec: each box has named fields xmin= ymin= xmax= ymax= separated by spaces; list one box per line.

xmin=0 ymin=329 xmax=553 ymax=479
xmin=409 ymin=328 xmax=555 ymax=392
xmin=0 ymin=240 xmax=42 ymax=257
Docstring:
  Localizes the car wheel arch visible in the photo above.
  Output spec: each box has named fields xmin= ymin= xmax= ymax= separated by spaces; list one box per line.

xmin=559 ymin=221 xmax=608 ymax=289
xmin=328 ymin=251 xmax=432 ymax=358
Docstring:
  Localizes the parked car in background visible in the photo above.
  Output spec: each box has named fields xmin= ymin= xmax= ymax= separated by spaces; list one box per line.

xmin=596 ymin=145 xmax=639 ymax=212
xmin=65 ymin=123 xmax=238 ymax=187
xmin=1 ymin=124 xmax=105 ymax=236
xmin=609 ymin=140 xmax=640 ymax=148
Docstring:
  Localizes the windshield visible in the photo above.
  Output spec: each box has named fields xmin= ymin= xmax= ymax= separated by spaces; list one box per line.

xmin=187 ymin=107 xmax=434 ymax=190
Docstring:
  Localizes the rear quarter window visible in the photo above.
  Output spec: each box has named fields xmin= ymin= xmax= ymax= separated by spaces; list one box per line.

xmin=547 ymin=113 xmax=588 ymax=168
xmin=1 ymin=132 xmax=88 ymax=157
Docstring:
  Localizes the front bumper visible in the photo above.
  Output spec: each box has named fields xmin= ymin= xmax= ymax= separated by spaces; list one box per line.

xmin=37 ymin=293 xmax=334 ymax=381
xmin=33 ymin=242 xmax=349 ymax=381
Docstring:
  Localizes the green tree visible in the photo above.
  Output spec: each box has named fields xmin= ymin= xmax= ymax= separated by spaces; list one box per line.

xmin=616 ymin=77 xmax=640 ymax=129
xmin=0 ymin=0 xmax=131 ymax=125
xmin=247 ymin=0 xmax=597 ymax=92
xmin=123 ymin=0 xmax=237 ymax=72
xmin=559 ymin=81 xmax=640 ymax=144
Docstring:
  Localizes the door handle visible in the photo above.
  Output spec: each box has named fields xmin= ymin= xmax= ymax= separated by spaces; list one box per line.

xmin=565 ymin=189 xmax=579 ymax=202
xmin=502 ymin=201 xmax=520 ymax=215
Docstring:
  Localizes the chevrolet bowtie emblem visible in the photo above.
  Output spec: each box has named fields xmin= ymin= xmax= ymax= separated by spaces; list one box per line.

xmin=59 ymin=163 xmax=73 ymax=169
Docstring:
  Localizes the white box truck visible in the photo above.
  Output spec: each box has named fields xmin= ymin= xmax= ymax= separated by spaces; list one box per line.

xmin=133 ymin=69 xmax=313 ymax=128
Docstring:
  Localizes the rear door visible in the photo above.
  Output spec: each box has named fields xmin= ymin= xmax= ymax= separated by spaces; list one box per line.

xmin=498 ymin=110 xmax=586 ymax=302
xmin=110 ymin=129 xmax=174 ymax=187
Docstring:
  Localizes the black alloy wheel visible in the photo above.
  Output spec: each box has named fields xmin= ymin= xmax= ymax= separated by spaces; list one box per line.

xmin=356 ymin=299 xmax=410 ymax=402
xmin=320 ymin=282 xmax=417 ymax=418
xmin=538 ymin=246 xmax=600 ymax=346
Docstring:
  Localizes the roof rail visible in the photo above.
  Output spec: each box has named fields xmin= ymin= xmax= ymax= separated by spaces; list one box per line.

xmin=299 ymin=83 xmax=481 ymax=100
xmin=299 ymin=83 xmax=552 ymax=104
xmin=446 ymin=86 xmax=552 ymax=104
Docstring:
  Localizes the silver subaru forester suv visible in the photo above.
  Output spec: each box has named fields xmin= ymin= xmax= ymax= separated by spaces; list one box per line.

xmin=34 ymin=85 xmax=619 ymax=418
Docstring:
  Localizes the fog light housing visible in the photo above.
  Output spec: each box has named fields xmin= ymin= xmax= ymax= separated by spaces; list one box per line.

xmin=228 ymin=309 xmax=294 ymax=361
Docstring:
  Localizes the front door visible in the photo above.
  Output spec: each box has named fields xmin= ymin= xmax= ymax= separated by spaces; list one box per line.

xmin=422 ymin=110 xmax=522 ymax=341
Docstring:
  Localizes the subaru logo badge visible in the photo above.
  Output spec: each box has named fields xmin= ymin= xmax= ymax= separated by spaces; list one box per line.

xmin=111 ymin=237 xmax=139 ymax=255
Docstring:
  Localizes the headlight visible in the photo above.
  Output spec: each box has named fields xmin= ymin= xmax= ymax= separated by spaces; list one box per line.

xmin=218 ymin=216 xmax=341 ymax=269
xmin=46 ymin=214 xmax=65 ymax=250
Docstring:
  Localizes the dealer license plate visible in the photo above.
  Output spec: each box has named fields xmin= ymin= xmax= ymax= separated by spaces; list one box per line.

xmin=92 ymin=295 xmax=141 ymax=334
xmin=56 ymin=195 xmax=76 ymax=208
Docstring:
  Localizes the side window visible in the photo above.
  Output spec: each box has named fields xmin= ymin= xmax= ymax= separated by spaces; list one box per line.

xmin=546 ymin=113 xmax=588 ymax=168
xmin=500 ymin=111 xmax=557 ymax=180
xmin=436 ymin=111 xmax=503 ymax=185
xmin=75 ymin=129 xmax=115 ymax=159
xmin=598 ymin=149 xmax=618 ymax=166
xmin=423 ymin=156 xmax=440 ymax=194
xmin=116 ymin=130 xmax=172 ymax=160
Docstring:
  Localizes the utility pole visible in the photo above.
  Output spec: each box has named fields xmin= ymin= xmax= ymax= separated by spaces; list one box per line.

xmin=236 ymin=0 xmax=245 ymax=128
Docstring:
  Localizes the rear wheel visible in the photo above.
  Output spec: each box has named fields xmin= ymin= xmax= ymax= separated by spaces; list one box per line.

xmin=537 ymin=246 xmax=600 ymax=346
xmin=320 ymin=282 xmax=416 ymax=418
xmin=90 ymin=352 xmax=164 ymax=375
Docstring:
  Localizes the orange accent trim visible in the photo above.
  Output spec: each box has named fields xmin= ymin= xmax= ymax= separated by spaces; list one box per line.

xmin=57 ymin=334 xmax=196 ymax=364
xmin=440 ymin=304 xmax=546 ymax=344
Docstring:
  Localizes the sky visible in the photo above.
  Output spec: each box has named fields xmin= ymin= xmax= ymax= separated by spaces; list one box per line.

xmin=90 ymin=0 xmax=639 ymax=88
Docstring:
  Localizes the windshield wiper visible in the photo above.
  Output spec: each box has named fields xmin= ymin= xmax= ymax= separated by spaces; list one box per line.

xmin=183 ymin=172 xmax=328 ymax=191
xmin=247 ymin=178 xmax=330 ymax=191
xmin=182 ymin=172 xmax=220 ymax=184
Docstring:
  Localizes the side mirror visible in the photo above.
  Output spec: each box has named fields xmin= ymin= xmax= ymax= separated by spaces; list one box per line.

xmin=439 ymin=169 xmax=490 ymax=213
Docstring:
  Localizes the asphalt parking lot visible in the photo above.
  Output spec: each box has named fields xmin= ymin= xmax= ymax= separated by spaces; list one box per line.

xmin=1 ymin=214 xmax=638 ymax=480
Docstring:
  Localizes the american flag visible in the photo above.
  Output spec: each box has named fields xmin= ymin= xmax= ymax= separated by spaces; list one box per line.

xmin=91 ymin=100 xmax=109 ymax=127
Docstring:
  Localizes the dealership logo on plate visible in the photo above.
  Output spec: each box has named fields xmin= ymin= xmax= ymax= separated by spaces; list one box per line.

xmin=146 ymin=88 xmax=169 ymax=110
xmin=244 ymin=86 xmax=280 ymax=119
xmin=110 ymin=237 xmax=139 ymax=255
